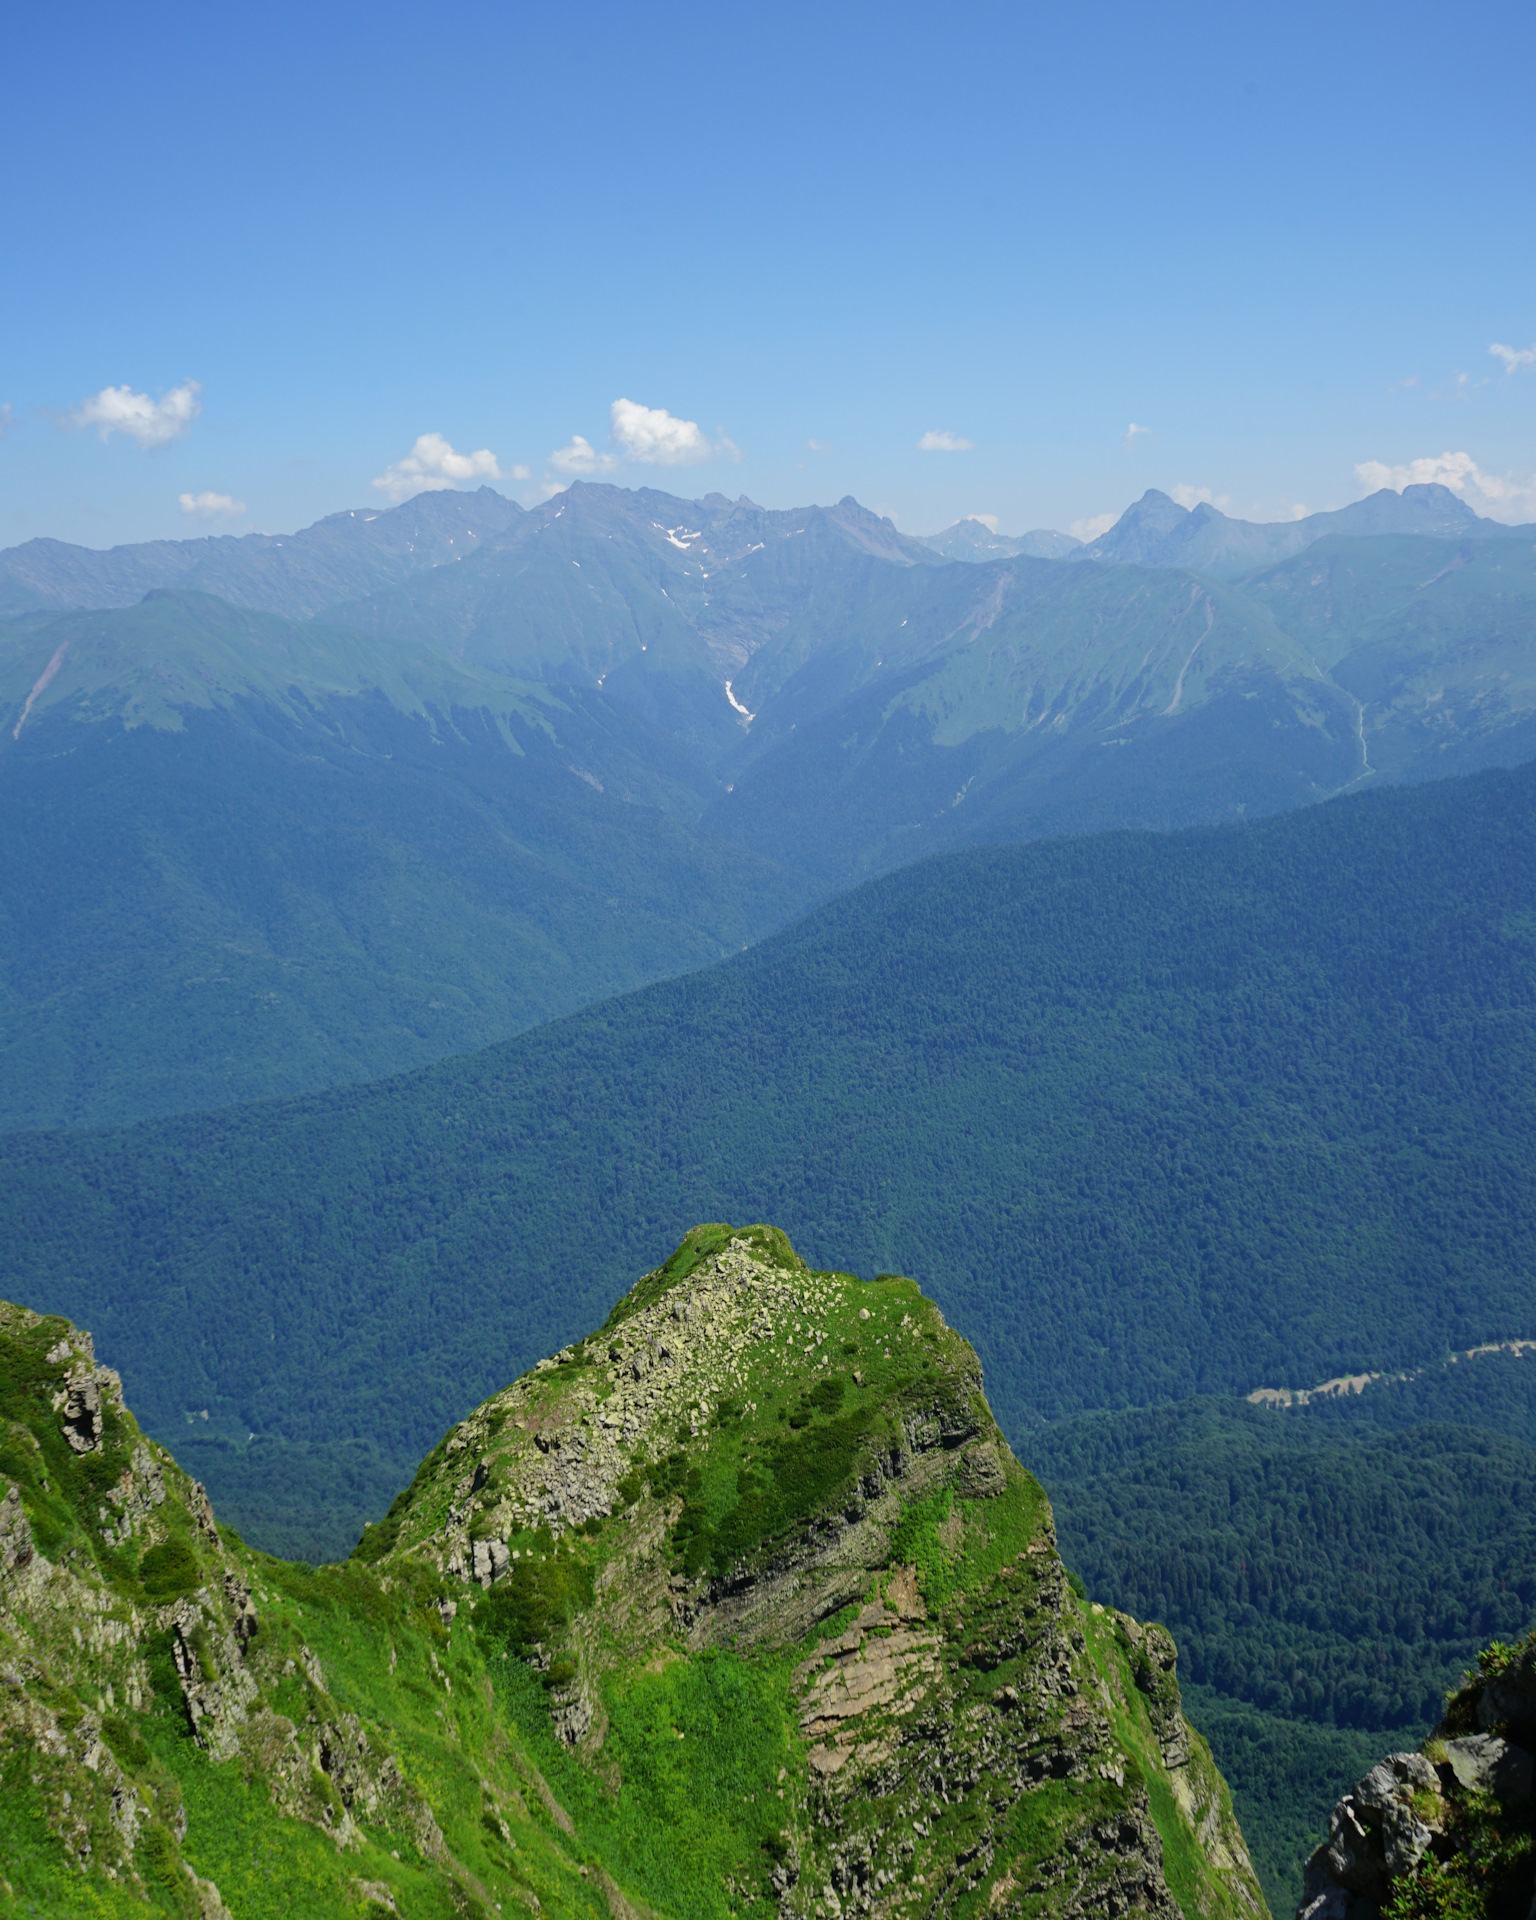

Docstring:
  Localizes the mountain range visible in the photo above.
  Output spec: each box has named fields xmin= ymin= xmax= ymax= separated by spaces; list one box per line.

xmin=1067 ymin=481 xmax=1532 ymax=576
xmin=3 ymin=478 xmax=1535 ymax=1127
xmin=4 ymin=473 xmax=1536 ymax=1910
xmin=915 ymin=520 xmax=1083 ymax=561
xmin=0 ymin=485 xmax=527 ymax=621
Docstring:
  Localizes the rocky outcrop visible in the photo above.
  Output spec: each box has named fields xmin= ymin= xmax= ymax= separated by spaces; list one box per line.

xmin=392 ymin=1224 xmax=1268 ymax=1920
xmin=0 ymin=1297 xmax=487 ymax=1911
xmin=1300 ymin=1637 xmax=1536 ymax=1920
xmin=0 ymin=1233 xmax=1267 ymax=1920
xmin=45 ymin=1325 xmax=124 ymax=1454
xmin=0 ymin=1481 xmax=34 ymax=1574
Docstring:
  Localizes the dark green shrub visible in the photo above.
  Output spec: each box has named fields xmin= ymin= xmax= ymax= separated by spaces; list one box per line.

xmin=476 ymin=1556 xmax=594 ymax=1653
xmin=102 ymin=1714 xmax=150 ymax=1770
xmin=139 ymin=1537 xmax=200 ymax=1599
xmin=143 ymin=1629 xmax=182 ymax=1708
xmin=808 ymin=1376 xmax=846 ymax=1415
xmin=137 ymin=1823 xmax=180 ymax=1888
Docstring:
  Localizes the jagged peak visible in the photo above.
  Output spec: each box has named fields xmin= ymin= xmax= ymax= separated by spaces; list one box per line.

xmin=370 ymin=1223 xmax=971 ymax=1584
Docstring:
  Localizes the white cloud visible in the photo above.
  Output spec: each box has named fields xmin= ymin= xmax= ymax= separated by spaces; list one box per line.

xmin=0 ymin=403 xmax=12 ymax=438
xmin=609 ymin=397 xmax=718 ymax=465
xmin=1170 ymin=483 xmax=1231 ymax=511
xmin=70 ymin=380 xmax=201 ymax=448
xmin=372 ymin=431 xmax=503 ymax=503
xmin=806 ymin=438 xmax=831 ymax=453
xmin=178 ymin=491 xmax=246 ymax=518
xmin=967 ymin=513 xmax=999 ymax=532
xmin=548 ymin=434 xmax=620 ymax=477
xmin=1124 ymin=422 xmax=1152 ymax=445
xmin=1354 ymin=449 xmax=1536 ymax=524
xmin=547 ymin=399 xmax=734 ymax=480
xmin=917 ymin=429 xmax=975 ymax=452
xmin=1490 ymin=342 xmax=1536 ymax=374
xmin=1070 ymin=511 xmax=1117 ymax=541
xmin=1427 ymin=369 xmax=1485 ymax=402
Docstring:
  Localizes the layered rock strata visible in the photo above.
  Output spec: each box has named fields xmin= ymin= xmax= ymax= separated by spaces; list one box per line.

xmin=1 ymin=1228 xmax=1267 ymax=1919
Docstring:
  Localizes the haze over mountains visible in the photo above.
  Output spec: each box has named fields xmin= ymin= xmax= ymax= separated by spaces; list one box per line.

xmin=4 ymin=473 xmax=1536 ymax=1907
xmin=2 ymin=475 xmax=1534 ymax=1127
xmin=1068 ymin=479 xmax=1531 ymax=574
xmin=0 ymin=486 xmax=528 ymax=620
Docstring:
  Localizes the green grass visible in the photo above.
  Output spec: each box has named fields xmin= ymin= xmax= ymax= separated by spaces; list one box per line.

xmin=0 ymin=1741 xmax=159 ymax=1917
xmin=487 ymin=1632 xmax=804 ymax=1918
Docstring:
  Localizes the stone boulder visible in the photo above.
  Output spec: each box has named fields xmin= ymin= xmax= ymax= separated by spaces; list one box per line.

xmin=1300 ymin=1751 xmax=1442 ymax=1920
xmin=1442 ymin=1734 xmax=1533 ymax=1807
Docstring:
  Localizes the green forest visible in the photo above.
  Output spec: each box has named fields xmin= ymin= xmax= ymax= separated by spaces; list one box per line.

xmin=5 ymin=758 xmax=1536 ymax=1909
xmin=4 ymin=758 xmax=1534 ymax=1474
xmin=0 ymin=595 xmax=817 ymax=1129
xmin=1028 ymin=1360 xmax=1536 ymax=1908
xmin=1038 ymin=1401 xmax=1536 ymax=1730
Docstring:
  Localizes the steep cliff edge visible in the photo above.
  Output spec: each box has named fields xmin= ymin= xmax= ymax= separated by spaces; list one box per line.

xmin=0 ymin=1225 xmax=1266 ymax=1918
xmin=1300 ymin=1634 xmax=1536 ymax=1920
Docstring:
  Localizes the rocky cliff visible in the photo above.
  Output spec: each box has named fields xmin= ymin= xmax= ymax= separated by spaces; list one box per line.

xmin=0 ymin=1224 xmax=1266 ymax=1918
xmin=1300 ymin=1635 xmax=1536 ymax=1920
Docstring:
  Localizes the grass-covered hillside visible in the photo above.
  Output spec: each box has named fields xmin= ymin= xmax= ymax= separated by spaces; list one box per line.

xmin=0 ymin=1228 xmax=1266 ymax=1920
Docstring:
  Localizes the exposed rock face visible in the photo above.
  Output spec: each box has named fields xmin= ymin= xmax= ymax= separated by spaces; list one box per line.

xmin=1303 ymin=1752 xmax=1443 ymax=1914
xmin=0 ymin=1230 xmax=1267 ymax=1919
xmin=45 ymin=1326 xmax=124 ymax=1455
xmin=0 ymin=1482 xmax=33 ymax=1575
xmin=0 ymin=1296 xmax=491 ymax=1910
xmin=1441 ymin=1734 xmax=1532 ymax=1805
xmin=1300 ymin=1637 xmax=1536 ymax=1920
xmin=387 ymin=1223 xmax=1267 ymax=1920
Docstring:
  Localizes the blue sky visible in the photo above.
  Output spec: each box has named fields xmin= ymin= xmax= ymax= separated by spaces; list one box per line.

xmin=3 ymin=0 xmax=1534 ymax=548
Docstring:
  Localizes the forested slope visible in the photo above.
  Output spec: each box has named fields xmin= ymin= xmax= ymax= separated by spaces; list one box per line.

xmin=0 ymin=593 xmax=816 ymax=1127
xmin=1029 ymin=1353 xmax=1536 ymax=1908
xmin=3 ymin=760 xmax=1533 ymax=1530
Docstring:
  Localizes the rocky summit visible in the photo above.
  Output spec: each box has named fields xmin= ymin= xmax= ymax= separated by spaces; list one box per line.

xmin=0 ymin=1224 xmax=1265 ymax=1919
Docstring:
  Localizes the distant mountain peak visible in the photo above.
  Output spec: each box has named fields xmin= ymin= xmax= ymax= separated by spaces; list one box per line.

xmin=1068 ymin=478 xmax=1528 ymax=577
xmin=916 ymin=521 xmax=1082 ymax=562
xmin=1074 ymin=487 xmax=1193 ymax=565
